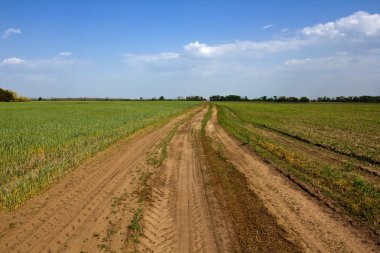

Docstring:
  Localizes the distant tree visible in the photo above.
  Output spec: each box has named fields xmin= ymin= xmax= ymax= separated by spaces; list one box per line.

xmin=287 ymin=97 xmax=299 ymax=102
xmin=158 ymin=96 xmax=165 ymax=101
xmin=276 ymin=96 xmax=287 ymax=102
xmin=186 ymin=96 xmax=204 ymax=101
xmin=225 ymin=95 xmax=241 ymax=101
xmin=299 ymin=97 xmax=310 ymax=102
xmin=0 ymin=88 xmax=17 ymax=102
xmin=209 ymin=95 xmax=221 ymax=101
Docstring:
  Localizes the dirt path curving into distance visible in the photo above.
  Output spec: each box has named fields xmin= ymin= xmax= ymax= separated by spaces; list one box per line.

xmin=206 ymin=106 xmax=380 ymax=253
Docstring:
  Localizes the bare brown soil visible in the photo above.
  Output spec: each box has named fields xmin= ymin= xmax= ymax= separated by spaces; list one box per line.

xmin=139 ymin=107 xmax=222 ymax=252
xmin=0 ymin=105 xmax=378 ymax=253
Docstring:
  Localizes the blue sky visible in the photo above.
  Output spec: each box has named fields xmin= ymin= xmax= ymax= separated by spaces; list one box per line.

xmin=1 ymin=1 xmax=380 ymax=98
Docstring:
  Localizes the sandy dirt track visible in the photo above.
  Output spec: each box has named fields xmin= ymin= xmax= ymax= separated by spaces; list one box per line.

xmin=140 ymin=107 xmax=223 ymax=252
xmin=1 ymin=105 xmax=379 ymax=253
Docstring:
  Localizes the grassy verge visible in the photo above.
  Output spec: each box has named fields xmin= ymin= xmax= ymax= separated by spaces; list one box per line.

xmin=216 ymin=104 xmax=380 ymax=232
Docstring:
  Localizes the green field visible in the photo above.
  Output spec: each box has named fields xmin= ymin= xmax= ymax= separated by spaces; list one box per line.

xmin=0 ymin=101 xmax=200 ymax=209
xmin=216 ymin=102 xmax=380 ymax=231
xmin=218 ymin=102 xmax=380 ymax=163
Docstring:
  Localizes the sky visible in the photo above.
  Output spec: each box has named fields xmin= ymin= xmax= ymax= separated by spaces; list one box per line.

xmin=1 ymin=0 xmax=380 ymax=99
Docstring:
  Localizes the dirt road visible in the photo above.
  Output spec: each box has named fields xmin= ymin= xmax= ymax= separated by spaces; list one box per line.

xmin=140 ymin=108 xmax=221 ymax=252
xmin=0 ymin=105 xmax=379 ymax=253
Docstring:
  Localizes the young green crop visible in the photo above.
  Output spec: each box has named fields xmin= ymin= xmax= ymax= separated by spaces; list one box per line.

xmin=217 ymin=102 xmax=380 ymax=164
xmin=0 ymin=101 xmax=200 ymax=209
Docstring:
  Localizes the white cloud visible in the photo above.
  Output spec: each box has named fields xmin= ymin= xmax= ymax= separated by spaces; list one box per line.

xmin=283 ymin=53 xmax=353 ymax=70
xmin=183 ymin=41 xmax=220 ymax=57
xmin=1 ymin=57 xmax=26 ymax=65
xmin=124 ymin=52 xmax=179 ymax=63
xmin=127 ymin=11 xmax=380 ymax=62
xmin=2 ymin=28 xmax=22 ymax=39
xmin=284 ymin=58 xmax=312 ymax=66
xmin=302 ymin=11 xmax=380 ymax=38
xmin=263 ymin=24 xmax=274 ymax=30
xmin=0 ymin=56 xmax=87 ymax=70
xmin=183 ymin=39 xmax=307 ymax=58
xmin=59 ymin=51 xmax=72 ymax=56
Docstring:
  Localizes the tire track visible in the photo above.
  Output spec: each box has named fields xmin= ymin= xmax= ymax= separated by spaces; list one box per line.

xmin=140 ymin=108 xmax=220 ymax=253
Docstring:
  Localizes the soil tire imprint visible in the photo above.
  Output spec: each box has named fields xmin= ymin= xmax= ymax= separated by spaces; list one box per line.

xmin=207 ymin=105 xmax=380 ymax=253
xmin=140 ymin=107 xmax=222 ymax=253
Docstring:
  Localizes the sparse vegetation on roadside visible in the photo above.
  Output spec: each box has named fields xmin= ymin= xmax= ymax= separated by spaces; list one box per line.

xmin=124 ymin=170 xmax=151 ymax=252
xmin=147 ymin=109 xmax=198 ymax=167
xmin=215 ymin=102 xmax=380 ymax=232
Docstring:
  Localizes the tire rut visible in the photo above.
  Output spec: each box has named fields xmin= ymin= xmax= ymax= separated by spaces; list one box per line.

xmin=140 ymin=108 xmax=220 ymax=253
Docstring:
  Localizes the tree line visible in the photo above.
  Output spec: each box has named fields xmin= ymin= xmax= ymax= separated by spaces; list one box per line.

xmin=210 ymin=95 xmax=380 ymax=103
xmin=0 ymin=88 xmax=29 ymax=102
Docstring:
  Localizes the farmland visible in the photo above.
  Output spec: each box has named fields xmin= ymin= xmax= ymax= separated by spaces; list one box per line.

xmin=0 ymin=101 xmax=200 ymax=209
xmin=216 ymin=102 xmax=380 ymax=231
xmin=1 ymin=102 xmax=380 ymax=253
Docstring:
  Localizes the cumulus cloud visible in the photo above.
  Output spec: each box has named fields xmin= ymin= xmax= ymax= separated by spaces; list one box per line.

xmin=59 ymin=51 xmax=72 ymax=56
xmin=118 ymin=11 xmax=380 ymax=97
xmin=1 ymin=57 xmax=26 ymax=65
xmin=302 ymin=11 xmax=380 ymax=38
xmin=183 ymin=41 xmax=221 ymax=57
xmin=123 ymin=11 xmax=380 ymax=64
xmin=2 ymin=28 xmax=22 ymax=39
xmin=183 ymin=39 xmax=307 ymax=58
